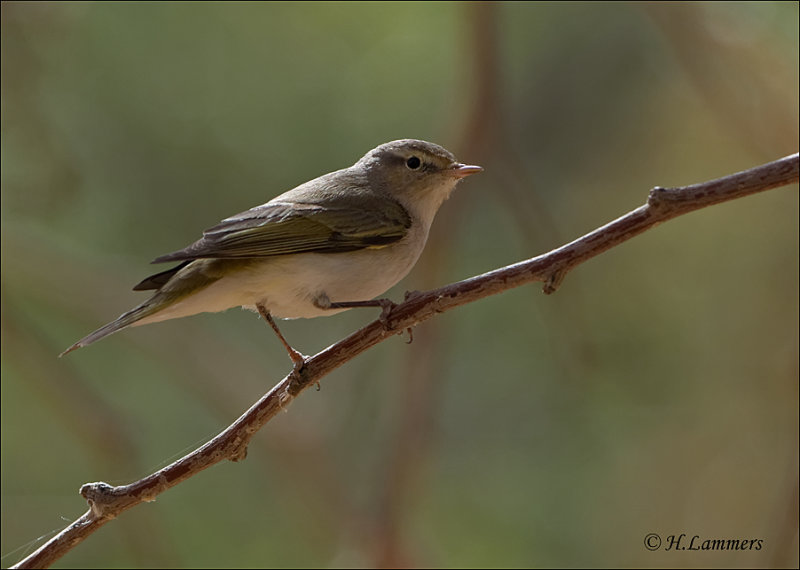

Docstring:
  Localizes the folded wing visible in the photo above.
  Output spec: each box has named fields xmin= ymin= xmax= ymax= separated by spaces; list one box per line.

xmin=152 ymin=193 xmax=412 ymax=264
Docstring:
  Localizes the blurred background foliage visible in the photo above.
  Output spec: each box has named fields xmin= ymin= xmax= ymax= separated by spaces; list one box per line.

xmin=2 ymin=2 xmax=798 ymax=568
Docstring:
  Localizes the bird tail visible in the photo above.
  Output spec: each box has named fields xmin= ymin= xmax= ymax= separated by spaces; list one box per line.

xmin=60 ymin=296 xmax=169 ymax=357
xmin=61 ymin=259 xmax=228 ymax=356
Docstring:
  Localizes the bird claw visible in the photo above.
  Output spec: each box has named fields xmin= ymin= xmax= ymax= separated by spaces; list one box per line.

xmin=404 ymin=290 xmax=423 ymax=302
xmin=377 ymin=298 xmax=397 ymax=329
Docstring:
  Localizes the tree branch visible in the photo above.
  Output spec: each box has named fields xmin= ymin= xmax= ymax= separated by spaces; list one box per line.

xmin=12 ymin=152 xmax=798 ymax=569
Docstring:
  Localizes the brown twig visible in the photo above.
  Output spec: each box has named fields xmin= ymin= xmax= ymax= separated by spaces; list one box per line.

xmin=12 ymin=152 xmax=798 ymax=569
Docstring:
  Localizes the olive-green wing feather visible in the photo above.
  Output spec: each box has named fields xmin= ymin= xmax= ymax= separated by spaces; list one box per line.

xmin=152 ymin=192 xmax=411 ymax=264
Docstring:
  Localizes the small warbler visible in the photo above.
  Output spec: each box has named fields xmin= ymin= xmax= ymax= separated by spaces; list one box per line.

xmin=62 ymin=139 xmax=482 ymax=366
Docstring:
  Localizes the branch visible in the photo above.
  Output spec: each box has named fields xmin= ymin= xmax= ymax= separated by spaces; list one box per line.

xmin=13 ymin=152 xmax=798 ymax=569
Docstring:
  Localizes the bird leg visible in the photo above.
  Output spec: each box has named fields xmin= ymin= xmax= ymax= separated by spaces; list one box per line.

xmin=256 ymin=303 xmax=307 ymax=373
xmin=314 ymin=295 xmax=397 ymax=329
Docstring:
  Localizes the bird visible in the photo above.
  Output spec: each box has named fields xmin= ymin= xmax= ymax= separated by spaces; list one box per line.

xmin=61 ymin=139 xmax=483 ymax=368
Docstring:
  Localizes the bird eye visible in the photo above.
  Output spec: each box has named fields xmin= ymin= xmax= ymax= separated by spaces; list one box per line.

xmin=406 ymin=156 xmax=422 ymax=170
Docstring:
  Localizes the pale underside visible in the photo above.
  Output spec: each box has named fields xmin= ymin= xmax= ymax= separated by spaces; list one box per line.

xmin=134 ymin=227 xmax=428 ymax=325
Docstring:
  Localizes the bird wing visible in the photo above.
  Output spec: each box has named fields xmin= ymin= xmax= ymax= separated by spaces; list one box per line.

xmin=151 ymin=191 xmax=411 ymax=264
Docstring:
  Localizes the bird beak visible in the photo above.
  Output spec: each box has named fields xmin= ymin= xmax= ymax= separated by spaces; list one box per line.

xmin=448 ymin=163 xmax=483 ymax=179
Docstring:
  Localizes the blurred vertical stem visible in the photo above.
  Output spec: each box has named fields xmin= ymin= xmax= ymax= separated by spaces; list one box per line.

xmin=370 ymin=2 xmax=500 ymax=566
xmin=647 ymin=7 xmax=799 ymax=565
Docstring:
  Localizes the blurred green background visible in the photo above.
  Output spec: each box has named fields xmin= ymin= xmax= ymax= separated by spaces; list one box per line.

xmin=2 ymin=2 xmax=797 ymax=568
